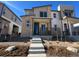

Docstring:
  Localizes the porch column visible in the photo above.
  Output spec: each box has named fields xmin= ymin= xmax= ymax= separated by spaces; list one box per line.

xmin=8 ymin=22 xmax=13 ymax=35
xmin=68 ymin=22 xmax=73 ymax=36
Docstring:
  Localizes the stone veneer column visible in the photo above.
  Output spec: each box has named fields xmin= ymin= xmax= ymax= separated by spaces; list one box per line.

xmin=8 ymin=22 xmax=13 ymax=35
xmin=68 ymin=22 xmax=73 ymax=36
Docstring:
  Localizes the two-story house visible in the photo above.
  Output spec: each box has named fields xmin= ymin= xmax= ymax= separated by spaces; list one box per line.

xmin=0 ymin=3 xmax=22 ymax=36
xmin=21 ymin=5 xmax=52 ymax=36
xmin=21 ymin=5 xmax=79 ymax=36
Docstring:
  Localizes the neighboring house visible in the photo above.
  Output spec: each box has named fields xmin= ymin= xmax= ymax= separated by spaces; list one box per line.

xmin=21 ymin=5 xmax=79 ymax=36
xmin=0 ymin=3 xmax=22 ymax=36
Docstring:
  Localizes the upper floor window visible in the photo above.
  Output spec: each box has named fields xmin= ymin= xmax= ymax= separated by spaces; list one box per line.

xmin=44 ymin=12 xmax=47 ymax=17
xmin=3 ymin=9 xmax=6 ymax=15
xmin=64 ymin=12 xmax=72 ymax=17
xmin=40 ymin=12 xmax=43 ymax=17
xmin=64 ymin=12 xmax=68 ymax=16
xmin=53 ymin=13 xmax=56 ymax=18
xmin=40 ymin=11 xmax=47 ymax=17
xmin=27 ymin=20 xmax=30 ymax=23
xmin=64 ymin=10 xmax=72 ymax=17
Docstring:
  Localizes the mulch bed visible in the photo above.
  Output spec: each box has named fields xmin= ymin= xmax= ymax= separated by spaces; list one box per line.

xmin=44 ymin=46 xmax=79 ymax=57
xmin=0 ymin=45 xmax=29 ymax=56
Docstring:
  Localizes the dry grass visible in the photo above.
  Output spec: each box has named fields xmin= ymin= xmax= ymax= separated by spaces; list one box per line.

xmin=45 ymin=46 xmax=79 ymax=57
xmin=43 ymin=40 xmax=79 ymax=57
xmin=0 ymin=45 xmax=29 ymax=56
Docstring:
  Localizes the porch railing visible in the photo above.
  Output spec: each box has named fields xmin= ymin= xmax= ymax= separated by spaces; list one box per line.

xmin=39 ymin=27 xmax=51 ymax=35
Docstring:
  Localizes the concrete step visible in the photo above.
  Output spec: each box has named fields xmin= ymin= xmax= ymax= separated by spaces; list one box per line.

xmin=32 ymin=40 xmax=42 ymax=42
xmin=32 ymin=41 xmax=42 ymax=43
xmin=32 ymin=38 xmax=41 ymax=40
xmin=30 ymin=47 xmax=44 ymax=49
xmin=28 ymin=54 xmax=46 ymax=57
xmin=30 ymin=43 xmax=44 ymax=47
xmin=29 ymin=50 xmax=45 ymax=54
xmin=29 ymin=49 xmax=45 ymax=52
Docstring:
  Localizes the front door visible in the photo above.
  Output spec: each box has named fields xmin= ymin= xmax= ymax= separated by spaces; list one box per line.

xmin=34 ymin=22 xmax=39 ymax=35
xmin=42 ymin=24 xmax=46 ymax=33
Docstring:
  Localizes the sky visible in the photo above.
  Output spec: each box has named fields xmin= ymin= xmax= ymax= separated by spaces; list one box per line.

xmin=1 ymin=1 xmax=79 ymax=18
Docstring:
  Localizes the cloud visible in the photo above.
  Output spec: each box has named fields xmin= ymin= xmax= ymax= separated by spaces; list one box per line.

xmin=1 ymin=1 xmax=24 ymax=13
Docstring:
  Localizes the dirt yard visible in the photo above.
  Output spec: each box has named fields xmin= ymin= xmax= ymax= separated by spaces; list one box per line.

xmin=0 ymin=42 xmax=31 ymax=56
xmin=43 ymin=40 xmax=79 ymax=57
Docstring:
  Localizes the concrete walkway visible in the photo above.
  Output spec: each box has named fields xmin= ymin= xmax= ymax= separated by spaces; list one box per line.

xmin=28 ymin=37 xmax=46 ymax=57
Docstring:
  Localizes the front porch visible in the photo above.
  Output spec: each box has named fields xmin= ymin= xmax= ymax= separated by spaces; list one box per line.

xmin=63 ymin=17 xmax=79 ymax=36
xmin=32 ymin=18 xmax=51 ymax=35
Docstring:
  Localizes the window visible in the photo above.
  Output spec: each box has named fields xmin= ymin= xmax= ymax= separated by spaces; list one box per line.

xmin=53 ymin=13 xmax=56 ymax=18
xmin=27 ymin=21 xmax=30 ymax=23
xmin=69 ymin=13 xmax=72 ymax=16
xmin=64 ymin=12 xmax=68 ymax=16
xmin=27 ymin=24 xmax=29 ymax=27
xmin=40 ymin=11 xmax=47 ymax=17
xmin=3 ymin=9 xmax=6 ymax=15
xmin=40 ymin=12 xmax=43 ymax=17
xmin=42 ymin=24 xmax=46 ymax=32
xmin=26 ymin=20 xmax=30 ymax=27
xmin=54 ymin=25 xmax=57 ymax=31
xmin=64 ymin=10 xmax=72 ymax=17
xmin=44 ymin=12 xmax=47 ymax=17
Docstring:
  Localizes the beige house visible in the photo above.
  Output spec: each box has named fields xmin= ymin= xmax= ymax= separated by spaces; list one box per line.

xmin=21 ymin=5 xmax=79 ymax=36
xmin=21 ymin=5 xmax=52 ymax=36
xmin=0 ymin=3 xmax=22 ymax=36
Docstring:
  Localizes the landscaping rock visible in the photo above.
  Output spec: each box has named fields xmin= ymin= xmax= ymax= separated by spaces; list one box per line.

xmin=5 ymin=46 xmax=16 ymax=51
xmin=66 ymin=47 xmax=78 ymax=53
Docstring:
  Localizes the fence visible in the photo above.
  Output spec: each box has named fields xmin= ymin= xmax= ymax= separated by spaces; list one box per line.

xmin=0 ymin=34 xmax=31 ymax=42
